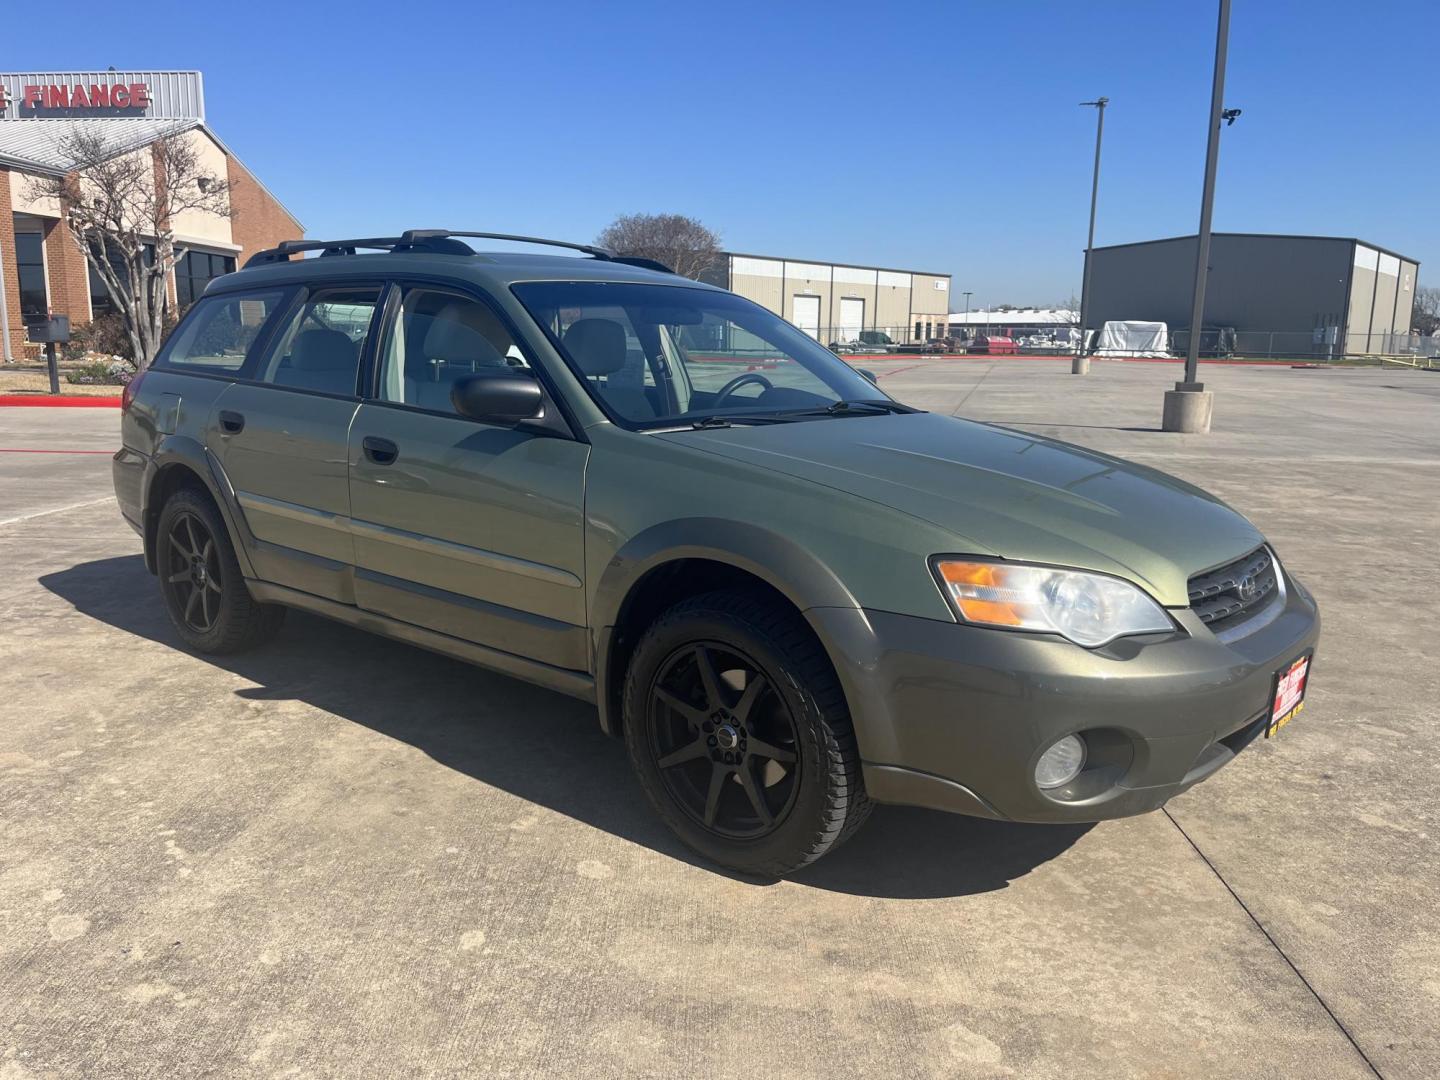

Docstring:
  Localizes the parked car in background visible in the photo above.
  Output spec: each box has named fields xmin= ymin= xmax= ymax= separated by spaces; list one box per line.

xmin=113 ymin=229 xmax=1320 ymax=876
xmin=967 ymin=334 xmax=1018 ymax=355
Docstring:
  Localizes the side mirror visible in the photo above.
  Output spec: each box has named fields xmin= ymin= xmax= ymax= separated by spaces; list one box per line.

xmin=857 ymin=367 xmax=879 ymax=384
xmin=450 ymin=370 xmax=545 ymax=427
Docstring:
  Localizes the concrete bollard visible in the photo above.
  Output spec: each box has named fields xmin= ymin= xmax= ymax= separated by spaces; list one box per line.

xmin=1071 ymin=355 xmax=1090 ymax=375
xmin=1162 ymin=389 xmax=1213 ymax=433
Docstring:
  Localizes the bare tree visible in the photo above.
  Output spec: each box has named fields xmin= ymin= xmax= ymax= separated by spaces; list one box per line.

xmin=596 ymin=213 xmax=721 ymax=280
xmin=28 ymin=128 xmax=234 ymax=368
xmin=1412 ymin=285 xmax=1440 ymax=336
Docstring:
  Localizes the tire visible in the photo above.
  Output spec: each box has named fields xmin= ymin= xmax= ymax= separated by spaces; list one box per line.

xmin=622 ymin=590 xmax=872 ymax=875
xmin=155 ymin=486 xmax=285 ymax=654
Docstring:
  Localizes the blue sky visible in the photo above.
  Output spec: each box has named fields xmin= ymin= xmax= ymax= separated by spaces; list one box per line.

xmin=11 ymin=0 xmax=1436 ymax=306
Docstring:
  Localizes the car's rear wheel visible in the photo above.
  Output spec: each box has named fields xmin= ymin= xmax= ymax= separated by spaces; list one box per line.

xmin=623 ymin=590 xmax=871 ymax=875
xmin=156 ymin=487 xmax=284 ymax=654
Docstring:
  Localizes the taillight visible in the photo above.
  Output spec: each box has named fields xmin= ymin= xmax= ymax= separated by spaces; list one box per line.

xmin=121 ymin=370 xmax=146 ymax=413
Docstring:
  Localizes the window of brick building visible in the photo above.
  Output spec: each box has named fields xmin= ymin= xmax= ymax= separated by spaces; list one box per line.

xmin=175 ymin=250 xmax=237 ymax=310
xmin=15 ymin=232 xmax=48 ymax=330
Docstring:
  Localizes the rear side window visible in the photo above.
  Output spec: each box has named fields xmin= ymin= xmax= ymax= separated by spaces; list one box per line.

xmin=161 ymin=291 xmax=285 ymax=372
xmin=255 ymin=287 xmax=382 ymax=397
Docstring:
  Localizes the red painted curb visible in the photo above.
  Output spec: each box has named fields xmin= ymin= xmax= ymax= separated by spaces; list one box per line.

xmin=0 ymin=394 xmax=121 ymax=407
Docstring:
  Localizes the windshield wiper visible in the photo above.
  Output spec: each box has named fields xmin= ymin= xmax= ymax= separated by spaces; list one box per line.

xmin=687 ymin=413 xmax=794 ymax=429
xmin=796 ymin=399 xmax=917 ymax=417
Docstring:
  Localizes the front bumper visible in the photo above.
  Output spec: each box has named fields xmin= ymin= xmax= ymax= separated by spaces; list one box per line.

xmin=808 ymin=574 xmax=1320 ymax=823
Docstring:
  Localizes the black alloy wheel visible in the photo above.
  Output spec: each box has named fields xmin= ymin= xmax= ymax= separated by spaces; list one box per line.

xmin=163 ymin=509 xmax=224 ymax=634
xmin=622 ymin=590 xmax=872 ymax=876
xmin=648 ymin=641 xmax=801 ymax=839
xmin=154 ymin=486 xmax=285 ymax=654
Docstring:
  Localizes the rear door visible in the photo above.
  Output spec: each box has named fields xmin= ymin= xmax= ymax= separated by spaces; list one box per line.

xmin=346 ymin=284 xmax=590 ymax=670
xmin=208 ymin=284 xmax=384 ymax=603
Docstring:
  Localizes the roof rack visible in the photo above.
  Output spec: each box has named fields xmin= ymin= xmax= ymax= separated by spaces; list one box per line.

xmin=242 ymin=229 xmax=675 ymax=274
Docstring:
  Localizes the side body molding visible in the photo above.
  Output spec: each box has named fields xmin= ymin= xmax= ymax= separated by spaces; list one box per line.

xmin=589 ymin=517 xmax=865 ymax=736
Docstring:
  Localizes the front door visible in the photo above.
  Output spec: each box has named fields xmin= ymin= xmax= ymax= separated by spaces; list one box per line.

xmin=202 ymin=285 xmax=381 ymax=603
xmin=347 ymin=285 xmax=590 ymax=671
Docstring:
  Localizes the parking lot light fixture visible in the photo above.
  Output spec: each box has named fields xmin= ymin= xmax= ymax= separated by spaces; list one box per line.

xmin=1074 ymin=96 xmax=1108 ymax=376
xmin=1164 ymin=0 xmax=1234 ymax=433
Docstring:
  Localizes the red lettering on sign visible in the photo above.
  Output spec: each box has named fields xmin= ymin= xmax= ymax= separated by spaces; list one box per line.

xmin=110 ymin=84 xmax=130 ymax=108
xmin=43 ymin=86 xmax=69 ymax=109
xmin=89 ymin=84 xmax=110 ymax=107
xmin=70 ymin=85 xmax=91 ymax=108
xmin=130 ymin=83 xmax=150 ymax=108
xmin=23 ymin=85 xmax=43 ymax=108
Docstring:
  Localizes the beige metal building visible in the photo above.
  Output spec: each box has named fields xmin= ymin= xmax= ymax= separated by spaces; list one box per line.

xmin=702 ymin=252 xmax=952 ymax=346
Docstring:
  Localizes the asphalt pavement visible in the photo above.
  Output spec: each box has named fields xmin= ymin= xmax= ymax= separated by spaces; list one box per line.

xmin=1 ymin=358 xmax=1435 ymax=1079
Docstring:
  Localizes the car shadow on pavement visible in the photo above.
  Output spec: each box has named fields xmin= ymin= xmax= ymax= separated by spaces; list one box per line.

xmin=41 ymin=555 xmax=1090 ymax=900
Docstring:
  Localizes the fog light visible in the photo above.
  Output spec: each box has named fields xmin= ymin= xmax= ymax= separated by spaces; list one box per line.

xmin=1035 ymin=734 xmax=1086 ymax=789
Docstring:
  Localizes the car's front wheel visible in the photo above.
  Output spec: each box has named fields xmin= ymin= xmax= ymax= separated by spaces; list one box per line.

xmin=623 ymin=590 xmax=871 ymax=875
xmin=155 ymin=486 xmax=285 ymax=654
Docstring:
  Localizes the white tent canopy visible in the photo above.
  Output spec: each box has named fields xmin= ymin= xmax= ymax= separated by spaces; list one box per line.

xmin=1092 ymin=321 xmax=1169 ymax=358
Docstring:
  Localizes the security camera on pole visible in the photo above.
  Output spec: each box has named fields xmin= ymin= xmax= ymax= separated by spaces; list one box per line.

xmin=1164 ymin=0 xmax=1241 ymax=433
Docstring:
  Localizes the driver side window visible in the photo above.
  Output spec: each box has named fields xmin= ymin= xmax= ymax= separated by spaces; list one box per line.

xmin=378 ymin=289 xmax=526 ymax=415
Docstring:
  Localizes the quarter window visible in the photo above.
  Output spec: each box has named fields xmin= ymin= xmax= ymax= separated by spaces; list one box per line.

xmin=160 ymin=291 xmax=286 ymax=372
xmin=256 ymin=287 xmax=381 ymax=396
xmin=376 ymin=289 xmax=527 ymax=415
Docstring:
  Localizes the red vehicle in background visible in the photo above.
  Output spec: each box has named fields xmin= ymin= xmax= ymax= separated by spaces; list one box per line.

xmin=967 ymin=335 xmax=1018 ymax=355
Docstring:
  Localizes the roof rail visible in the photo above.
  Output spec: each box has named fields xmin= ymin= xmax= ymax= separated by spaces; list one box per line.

xmin=243 ymin=230 xmax=676 ymax=273
xmin=399 ymin=230 xmax=618 ymax=260
xmin=244 ymin=236 xmax=402 ymax=267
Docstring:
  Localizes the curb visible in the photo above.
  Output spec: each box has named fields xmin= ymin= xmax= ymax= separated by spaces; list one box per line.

xmin=0 ymin=394 xmax=122 ymax=408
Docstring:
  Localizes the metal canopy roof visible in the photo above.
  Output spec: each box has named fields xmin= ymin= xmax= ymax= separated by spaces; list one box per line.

xmin=0 ymin=116 xmax=197 ymax=174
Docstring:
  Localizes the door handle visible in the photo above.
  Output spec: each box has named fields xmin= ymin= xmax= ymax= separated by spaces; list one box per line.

xmin=218 ymin=410 xmax=245 ymax=434
xmin=362 ymin=436 xmax=399 ymax=465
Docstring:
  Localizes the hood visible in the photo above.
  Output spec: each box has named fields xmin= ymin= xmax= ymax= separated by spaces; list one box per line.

xmin=655 ymin=412 xmax=1263 ymax=606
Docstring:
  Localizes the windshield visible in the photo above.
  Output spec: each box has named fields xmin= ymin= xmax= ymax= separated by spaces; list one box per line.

xmin=511 ymin=281 xmax=890 ymax=428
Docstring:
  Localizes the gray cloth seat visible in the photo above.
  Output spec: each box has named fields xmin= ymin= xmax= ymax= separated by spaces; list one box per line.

xmin=563 ymin=319 xmax=654 ymax=419
xmin=406 ymin=302 xmax=509 ymax=412
xmin=275 ymin=328 xmax=357 ymax=395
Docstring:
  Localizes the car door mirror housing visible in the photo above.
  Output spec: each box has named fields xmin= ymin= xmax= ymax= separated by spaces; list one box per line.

xmin=857 ymin=368 xmax=879 ymax=384
xmin=450 ymin=371 xmax=545 ymax=426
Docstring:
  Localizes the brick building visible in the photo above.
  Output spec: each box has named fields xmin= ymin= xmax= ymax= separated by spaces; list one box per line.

xmin=0 ymin=70 xmax=302 ymax=360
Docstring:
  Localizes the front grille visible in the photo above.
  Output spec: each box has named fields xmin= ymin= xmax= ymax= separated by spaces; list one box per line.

xmin=1188 ymin=546 xmax=1281 ymax=636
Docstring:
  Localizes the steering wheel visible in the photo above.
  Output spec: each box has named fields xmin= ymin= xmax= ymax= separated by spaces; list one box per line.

xmin=712 ymin=372 xmax=773 ymax=407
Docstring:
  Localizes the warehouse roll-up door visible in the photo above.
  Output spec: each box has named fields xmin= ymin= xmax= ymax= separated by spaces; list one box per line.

xmin=792 ymin=295 xmax=821 ymax=339
xmin=839 ymin=297 xmax=865 ymax=342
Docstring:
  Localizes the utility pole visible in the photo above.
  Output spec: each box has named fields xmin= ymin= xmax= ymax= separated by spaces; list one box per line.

xmin=1164 ymin=0 xmax=1238 ymax=433
xmin=1074 ymin=97 xmax=1108 ymax=375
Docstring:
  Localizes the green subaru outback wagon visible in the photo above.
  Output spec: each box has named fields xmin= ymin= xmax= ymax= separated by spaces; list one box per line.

xmin=113 ymin=230 xmax=1320 ymax=875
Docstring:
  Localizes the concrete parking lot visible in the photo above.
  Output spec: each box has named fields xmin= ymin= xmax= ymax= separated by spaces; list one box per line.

xmin=2 ymin=358 xmax=1436 ymax=1079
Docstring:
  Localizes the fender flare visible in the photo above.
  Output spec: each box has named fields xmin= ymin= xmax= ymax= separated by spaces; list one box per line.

xmin=590 ymin=517 xmax=863 ymax=735
xmin=142 ymin=435 xmax=256 ymax=579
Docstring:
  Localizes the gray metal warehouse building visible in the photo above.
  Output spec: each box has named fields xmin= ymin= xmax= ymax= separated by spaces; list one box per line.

xmin=1085 ymin=233 xmax=1421 ymax=358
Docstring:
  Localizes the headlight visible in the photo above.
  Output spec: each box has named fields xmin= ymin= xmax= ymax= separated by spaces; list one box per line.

xmin=932 ymin=559 xmax=1174 ymax=647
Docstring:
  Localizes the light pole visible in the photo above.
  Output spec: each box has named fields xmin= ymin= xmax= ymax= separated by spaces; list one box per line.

xmin=962 ymin=291 xmax=972 ymax=345
xmin=1163 ymin=0 xmax=1237 ymax=433
xmin=1074 ymin=96 xmax=1108 ymax=375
